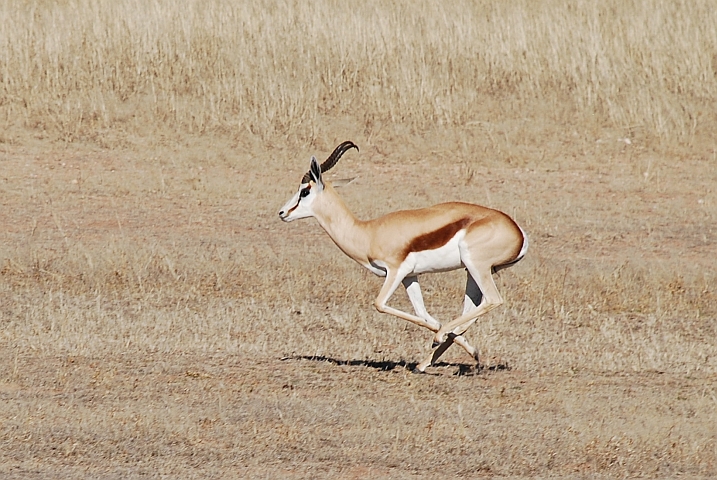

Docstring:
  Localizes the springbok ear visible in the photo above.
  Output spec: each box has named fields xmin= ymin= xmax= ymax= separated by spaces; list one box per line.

xmin=309 ymin=156 xmax=324 ymax=190
xmin=330 ymin=177 xmax=357 ymax=188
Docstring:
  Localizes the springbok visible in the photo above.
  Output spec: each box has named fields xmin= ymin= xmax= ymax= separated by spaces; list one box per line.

xmin=278 ymin=141 xmax=528 ymax=373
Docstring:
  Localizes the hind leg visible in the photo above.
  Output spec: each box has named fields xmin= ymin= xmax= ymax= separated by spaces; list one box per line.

xmin=457 ymin=272 xmax=483 ymax=364
xmin=433 ymin=259 xmax=503 ymax=346
xmin=463 ymin=271 xmax=484 ymax=315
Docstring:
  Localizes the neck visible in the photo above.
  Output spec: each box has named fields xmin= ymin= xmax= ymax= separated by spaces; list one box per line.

xmin=312 ymin=185 xmax=370 ymax=264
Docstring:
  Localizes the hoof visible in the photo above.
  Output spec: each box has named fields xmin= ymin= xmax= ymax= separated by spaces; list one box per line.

xmin=431 ymin=340 xmax=440 ymax=349
xmin=412 ymin=367 xmax=426 ymax=374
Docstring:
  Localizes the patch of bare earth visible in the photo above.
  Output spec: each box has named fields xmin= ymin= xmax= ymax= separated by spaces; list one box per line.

xmin=2 ymin=352 xmax=715 ymax=479
xmin=1 ymin=127 xmax=716 ymax=478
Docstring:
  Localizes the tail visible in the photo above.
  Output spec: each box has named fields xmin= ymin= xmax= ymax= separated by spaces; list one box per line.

xmin=492 ymin=225 xmax=529 ymax=273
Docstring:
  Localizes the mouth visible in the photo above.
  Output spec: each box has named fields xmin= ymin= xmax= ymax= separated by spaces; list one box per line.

xmin=279 ymin=202 xmax=299 ymax=222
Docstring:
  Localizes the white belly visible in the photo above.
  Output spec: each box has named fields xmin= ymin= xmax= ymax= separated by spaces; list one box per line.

xmin=404 ymin=232 xmax=464 ymax=275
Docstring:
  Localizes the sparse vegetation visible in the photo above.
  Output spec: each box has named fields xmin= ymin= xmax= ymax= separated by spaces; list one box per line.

xmin=0 ymin=0 xmax=716 ymax=478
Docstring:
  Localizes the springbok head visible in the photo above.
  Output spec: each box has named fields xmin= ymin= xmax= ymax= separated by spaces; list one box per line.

xmin=278 ymin=141 xmax=359 ymax=222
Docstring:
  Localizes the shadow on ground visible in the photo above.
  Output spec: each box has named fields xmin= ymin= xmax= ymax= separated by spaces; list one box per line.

xmin=281 ymin=355 xmax=510 ymax=376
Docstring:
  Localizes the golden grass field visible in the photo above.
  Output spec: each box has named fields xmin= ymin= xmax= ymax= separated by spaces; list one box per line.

xmin=1 ymin=0 xmax=716 ymax=478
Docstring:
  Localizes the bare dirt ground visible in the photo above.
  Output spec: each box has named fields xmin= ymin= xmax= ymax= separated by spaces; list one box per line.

xmin=1 ymin=351 xmax=713 ymax=479
xmin=1 ymin=123 xmax=716 ymax=478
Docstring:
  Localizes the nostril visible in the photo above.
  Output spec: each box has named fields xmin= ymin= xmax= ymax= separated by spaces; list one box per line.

xmin=279 ymin=211 xmax=285 ymax=216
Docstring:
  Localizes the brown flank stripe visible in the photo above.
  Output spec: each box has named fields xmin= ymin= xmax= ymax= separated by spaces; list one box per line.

xmin=403 ymin=217 xmax=471 ymax=257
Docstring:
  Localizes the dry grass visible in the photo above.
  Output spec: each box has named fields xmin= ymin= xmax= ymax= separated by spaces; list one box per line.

xmin=1 ymin=130 xmax=716 ymax=477
xmin=1 ymin=0 xmax=717 ymax=478
xmin=1 ymin=0 xmax=716 ymax=142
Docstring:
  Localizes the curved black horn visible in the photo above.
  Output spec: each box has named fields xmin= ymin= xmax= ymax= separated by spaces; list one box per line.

xmin=301 ymin=141 xmax=358 ymax=184
xmin=320 ymin=141 xmax=359 ymax=173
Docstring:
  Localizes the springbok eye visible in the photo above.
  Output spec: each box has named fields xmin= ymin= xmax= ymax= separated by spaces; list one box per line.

xmin=300 ymin=187 xmax=311 ymax=198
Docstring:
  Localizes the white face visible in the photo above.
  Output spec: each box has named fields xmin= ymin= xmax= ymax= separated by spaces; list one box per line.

xmin=278 ymin=183 xmax=317 ymax=222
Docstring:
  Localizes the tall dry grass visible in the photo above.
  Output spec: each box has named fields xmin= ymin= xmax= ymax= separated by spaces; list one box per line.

xmin=1 ymin=0 xmax=716 ymax=142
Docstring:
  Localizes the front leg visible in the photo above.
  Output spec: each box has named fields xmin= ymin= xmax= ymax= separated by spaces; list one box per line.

xmin=415 ymin=271 xmax=483 ymax=373
xmin=374 ymin=271 xmax=442 ymax=331
xmin=415 ymin=333 xmax=460 ymax=373
xmin=401 ymin=276 xmax=441 ymax=331
xmin=374 ymin=273 xmax=479 ymax=372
